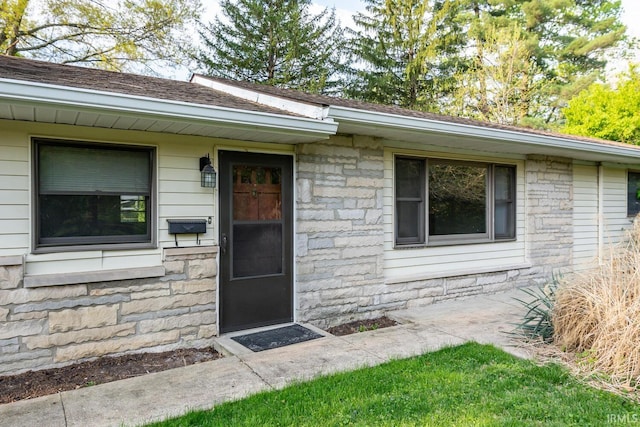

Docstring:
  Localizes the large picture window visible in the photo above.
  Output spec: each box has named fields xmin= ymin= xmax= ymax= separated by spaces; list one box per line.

xmin=395 ymin=156 xmax=516 ymax=246
xmin=34 ymin=139 xmax=154 ymax=249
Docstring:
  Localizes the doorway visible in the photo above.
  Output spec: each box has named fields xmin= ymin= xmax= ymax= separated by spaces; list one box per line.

xmin=218 ymin=151 xmax=294 ymax=333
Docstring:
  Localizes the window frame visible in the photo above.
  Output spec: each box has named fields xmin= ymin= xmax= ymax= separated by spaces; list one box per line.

xmin=394 ymin=156 xmax=426 ymax=246
xmin=32 ymin=138 xmax=157 ymax=253
xmin=393 ymin=154 xmax=516 ymax=248
xmin=627 ymin=170 xmax=640 ymax=217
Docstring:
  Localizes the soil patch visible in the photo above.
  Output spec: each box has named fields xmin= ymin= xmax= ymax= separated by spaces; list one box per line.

xmin=326 ymin=316 xmax=398 ymax=336
xmin=0 ymin=347 xmax=221 ymax=404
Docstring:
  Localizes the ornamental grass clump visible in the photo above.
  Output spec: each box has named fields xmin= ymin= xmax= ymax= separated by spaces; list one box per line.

xmin=553 ymin=220 xmax=640 ymax=390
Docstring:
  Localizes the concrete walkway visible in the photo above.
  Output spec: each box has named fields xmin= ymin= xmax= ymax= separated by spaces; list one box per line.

xmin=0 ymin=288 xmax=533 ymax=427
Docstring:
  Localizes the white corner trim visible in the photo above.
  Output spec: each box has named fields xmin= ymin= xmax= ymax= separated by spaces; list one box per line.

xmin=328 ymin=106 xmax=640 ymax=160
xmin=23 ymin=265 xmax=165 ymax=288
xmin=0 ymin=78 xmax=338 ymax=137
xmin=191 ymin=75 xmax=331 ymax=120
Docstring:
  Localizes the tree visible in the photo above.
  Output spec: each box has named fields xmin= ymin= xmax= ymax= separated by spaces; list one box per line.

xmin=455 ymin=0 xmax=626 ymax=126
xmin=447 ymin=24 xmax=546 ymax=126
xmin=345 ymin=0 xmax=466 ymax=110
xmin=197 ymin=0 xmax=348 ymax=94
xmin=0 ymin=0 xmax=200 ymax=73
xmin=562 ymin=66 xmax=640 ymax=144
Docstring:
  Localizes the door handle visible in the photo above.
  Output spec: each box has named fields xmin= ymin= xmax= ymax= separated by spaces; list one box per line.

xmin=220 ymin=234 xmax=228 ymax=255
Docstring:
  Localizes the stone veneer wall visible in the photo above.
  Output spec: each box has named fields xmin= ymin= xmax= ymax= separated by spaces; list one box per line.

xmin=0 ymin=247 xmax=217 ymax=375
xmin=296 ymin=135 xmax=386 ymax=328
xmin=295 ymin=145 xmax=575 ymax=328
xmin=524 ymin=155 xmax=574 ymax=283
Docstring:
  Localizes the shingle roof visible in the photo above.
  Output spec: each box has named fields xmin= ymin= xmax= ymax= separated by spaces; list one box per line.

xmin=1 ymin=55 xmax=638 ymax=153
xmin=0 ymin=55 xmax=298 ymax=117
xmin=195 ymin=74 xmax=638 ymax=150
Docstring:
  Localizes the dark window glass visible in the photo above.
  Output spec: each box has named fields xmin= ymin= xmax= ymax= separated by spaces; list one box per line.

xmin=35 ymin=140 xmax=153 ymax=247
xmin=429 ymin=161 xmax=487 ymax=236
xmin=494 ymin=166 xmax=516 ymax=239
xmin=628 ymin=171 xmax=640 ymax=217
xmin=395 ymin=156 xmax=517 ymax=245
xmin=395 ymin=157 xmax=425 ymax=244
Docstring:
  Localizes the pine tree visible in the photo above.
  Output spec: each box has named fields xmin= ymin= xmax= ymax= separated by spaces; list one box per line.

xmin=449 ymin=24 xmax=544 ymax=126
xmin=197 ymin=0 xmax=348 ymax=94
xmin=345 ymin=0 xmax=466 ymax=111
xmin=453 ymin=0 xmax=626 ymax=127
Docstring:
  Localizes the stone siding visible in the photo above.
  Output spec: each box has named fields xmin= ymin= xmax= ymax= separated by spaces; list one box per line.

xmin=524 ymin=155 xmax=574 ymax=284
xmin=296 ymin=135 xmax=386 ymax=327
xmin=0 ymin=247 xmax=217 ymax=375
xmin=295 ymin=150 xmax=575 ymax=327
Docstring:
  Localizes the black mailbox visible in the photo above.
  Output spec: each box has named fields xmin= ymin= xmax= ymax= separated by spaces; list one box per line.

xmin=167 ymin=219 xmax=207 ymax=246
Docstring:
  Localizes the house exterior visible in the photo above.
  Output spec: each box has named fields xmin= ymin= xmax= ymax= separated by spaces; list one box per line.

xmin=2 ymin=55 xmax=640 ymax=374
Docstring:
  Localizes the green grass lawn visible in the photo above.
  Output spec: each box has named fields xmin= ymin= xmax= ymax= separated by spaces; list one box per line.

xmin=148 ymin=343 xmax=640 ymax=426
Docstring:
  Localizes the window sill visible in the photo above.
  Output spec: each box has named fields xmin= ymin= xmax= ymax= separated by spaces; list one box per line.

xmin=32 ymin=242 xmax=156 ymax=255
xmin=394 ymin=237 xmax=517 ymax=249
xmin=0 ymin=255 xmax=23 ymax=267
xmin=23 ymin=265 xmax=165 ymax=288
xmin=385 ymin=262 xmax=532 ymax=285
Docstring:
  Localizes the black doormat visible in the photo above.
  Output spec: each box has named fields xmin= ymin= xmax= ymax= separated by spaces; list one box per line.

xmin=231 ymin=324 xmax=324 ymax=352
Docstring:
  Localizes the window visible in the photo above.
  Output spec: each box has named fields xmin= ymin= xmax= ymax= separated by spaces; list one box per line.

xmin=394 ymin=156 xmax=516 ymax=246
xmin=34 ymin=139 xmax=154 ymax=249
xmin=395 ymin=157 xmax=425 ymax=245
xmin=628 ymin=171 xmax=640 ymax=217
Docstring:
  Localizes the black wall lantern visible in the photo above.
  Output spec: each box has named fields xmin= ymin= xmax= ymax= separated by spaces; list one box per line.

xmin=200 ymin=154 xmax=216 ymax=188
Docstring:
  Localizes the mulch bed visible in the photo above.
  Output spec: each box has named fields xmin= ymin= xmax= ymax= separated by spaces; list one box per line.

xmin=0 ymin=347 xmax=221 ymax=404
xmin=326 ymin=316 xmax=399 ymax=336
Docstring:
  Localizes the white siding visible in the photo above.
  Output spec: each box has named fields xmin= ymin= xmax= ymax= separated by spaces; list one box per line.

xmin=572 ymin=164 xmax=636 ymax=271
xmin=0 ymin=119 xmax=291 ymax=279
xmin=157 ymin=141 xmax=217 ymax=248
xmin=572 ymin=164 xmax=599 ymax=270
xmin=602 ymin=166 xmax=633 ymax=246
xmin=382 ymin=149 xmax=527 ymax=282
xmin=0 ymin=127 xmax=30 ymax=257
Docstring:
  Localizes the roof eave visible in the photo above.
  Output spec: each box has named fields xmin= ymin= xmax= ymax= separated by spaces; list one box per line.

xmin=328 ymin=106 xmax=640 ymax=161
xmin=0 ymin=78 xmax=338 ymax=138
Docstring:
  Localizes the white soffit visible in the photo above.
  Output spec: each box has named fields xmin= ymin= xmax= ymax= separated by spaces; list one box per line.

xmin=0 ymin=78 xmax=338 ymax=143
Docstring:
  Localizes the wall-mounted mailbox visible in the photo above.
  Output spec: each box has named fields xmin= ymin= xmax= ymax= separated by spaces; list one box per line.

xmin=167 ymin=219 xmax=207 ymax=246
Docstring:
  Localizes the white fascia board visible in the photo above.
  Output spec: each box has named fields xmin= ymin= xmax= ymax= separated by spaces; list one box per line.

xmin=191 ymin=75 xmax=330 ymax=120
xmin=0 ymin=78 xmax=338 ymax=137
xmin=328 ymin=105 xmax=640 ymax=160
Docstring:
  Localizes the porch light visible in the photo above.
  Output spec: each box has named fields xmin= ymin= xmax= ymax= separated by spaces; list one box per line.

xmin=200 ymin=154 xmax=216 ymax=188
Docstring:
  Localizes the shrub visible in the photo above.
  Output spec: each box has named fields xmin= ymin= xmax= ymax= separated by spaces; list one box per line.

xmin=513 ymin=278 xmax=559 ymax=343
xmin=553 ymin=220 xmax=640 ymax=389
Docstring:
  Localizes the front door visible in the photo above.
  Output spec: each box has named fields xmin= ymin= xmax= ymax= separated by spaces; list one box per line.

xmin=218 ymin=151 xmax=293 ymax=333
